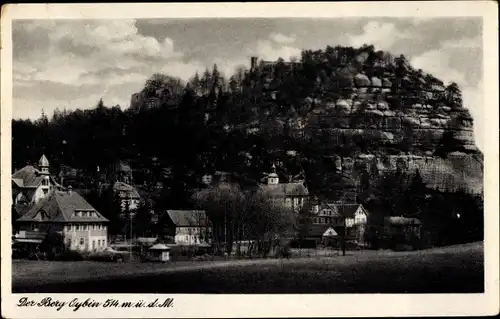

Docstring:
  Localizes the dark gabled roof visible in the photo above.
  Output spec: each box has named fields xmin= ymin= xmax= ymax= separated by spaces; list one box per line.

xmin=12 ymin=166 xmax=45 ymax=188
xmin=113 ymin=181 xmax=141 ymax=199
xmin=258 ymin=182 xmax=309 ymax=197
xmin=307 ymin=224 xmax=331 ymax=237
xmin=17 ymin=190 xmax=108 ymax=223
xmin=324 ymin=203 xmax=367 ymax=218
xmin=166 ymin=210 xmax=208 ymax=227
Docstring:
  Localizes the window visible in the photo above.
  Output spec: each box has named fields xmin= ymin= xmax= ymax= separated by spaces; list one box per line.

xmin=31 ymin=224 xmax=36 ymax=231
xmin=83 ymin=225 xmax=87 ymax=231
xmin=43 ymin=189 xmax=48 ymax=195
xmin=80 ymin=238 xmax=85 ymax=246
xmin=98 ymin=240 xmax=101 ymax=246
xmin=185 ymin=236 xmax=189 ymax=241
xmin=82 ymin=211 xmax=87 ymax=217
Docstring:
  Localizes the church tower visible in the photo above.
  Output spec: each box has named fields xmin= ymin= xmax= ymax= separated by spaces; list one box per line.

xmin=38 ymin=154 xmax=51 ymax=201
xmin=39 ymin=154 xmax=50 ymax=175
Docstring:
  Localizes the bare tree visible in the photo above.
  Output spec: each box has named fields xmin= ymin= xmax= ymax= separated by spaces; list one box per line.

xmin=192 ymin=183 xmax=247 ymax=255
xmin=193 ymin=184 xmax=296 ymax=258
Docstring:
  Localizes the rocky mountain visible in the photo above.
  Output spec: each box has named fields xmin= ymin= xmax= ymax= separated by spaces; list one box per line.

xmin=12 ymin=44 xmax=483 ymax=200
xmin=236 ymin=46 xmax=483 ymax=195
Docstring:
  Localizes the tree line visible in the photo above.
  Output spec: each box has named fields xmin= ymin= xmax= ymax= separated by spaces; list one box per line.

xmin=12 ymin=44 xmax=482 ymax=249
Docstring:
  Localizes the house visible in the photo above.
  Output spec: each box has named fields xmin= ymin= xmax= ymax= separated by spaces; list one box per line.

xmin=164 ymin=210 xmax=212 ymax=245
xmin=113 ymin=181 xmax=141 ymax=213
xmin=383 ymin=216 xmax=422 ymax=248
xmin=12 ymin=155 xmax=62 ymax=206
xmin=305 ymin=202 xmax=369 ymax=246
xmin=257 ymin=164 xmax=309 ymax=212
xmin=15 ymin=187 xmax=109 ymax=252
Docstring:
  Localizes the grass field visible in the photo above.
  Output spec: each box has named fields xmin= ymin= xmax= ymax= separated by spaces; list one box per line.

xmin=12 ymin=242 xmax=484 ymax=293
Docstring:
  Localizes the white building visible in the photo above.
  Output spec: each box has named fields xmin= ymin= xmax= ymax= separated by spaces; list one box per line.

xmin=165 ymin=210 xmax=212 ymax=245
xmin=16 ymin=188 xmax=109 ymax=252
xmin=257 ymin=164 xmax=309 ymax=212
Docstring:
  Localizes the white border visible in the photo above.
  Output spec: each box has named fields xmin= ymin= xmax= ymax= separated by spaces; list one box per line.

xmin=1 ymin=2 xmax=499 ymax=318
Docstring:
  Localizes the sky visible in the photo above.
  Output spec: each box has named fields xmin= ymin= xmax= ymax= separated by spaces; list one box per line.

xmin=12 ymin=17 xmax=484 ymax=149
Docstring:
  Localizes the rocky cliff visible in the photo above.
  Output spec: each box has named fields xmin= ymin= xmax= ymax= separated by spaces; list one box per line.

xmin=302 ymin=90 xmax=482 ymax=194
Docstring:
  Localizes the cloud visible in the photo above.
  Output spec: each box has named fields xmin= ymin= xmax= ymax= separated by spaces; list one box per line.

xmin=442 ymin=36 xmax=482 ymax=50
xmin=247 ymin=33 xmax=301 ymax=62
xmin=12 ymin=19 xmax=196 ymax=119
xmin=462 ymin=82 xmax=484 ymax=151
xmin=269 ymin=32 xmax=296 ymax=45
xmin=410 ymin=34 xmax=484 ymax=150
xmin=341 ymin=21 xmax=412 ymax=51
xmin=411 ymin=50 xmax=467 ymax=86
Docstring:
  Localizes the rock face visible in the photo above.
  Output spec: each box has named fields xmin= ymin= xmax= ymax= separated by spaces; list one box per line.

xmin=303 ymin=93 xmax=482 ymax=194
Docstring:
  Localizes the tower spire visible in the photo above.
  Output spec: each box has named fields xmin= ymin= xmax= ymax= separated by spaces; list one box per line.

xmin=39 ymin=154 xmax=50 ymax=175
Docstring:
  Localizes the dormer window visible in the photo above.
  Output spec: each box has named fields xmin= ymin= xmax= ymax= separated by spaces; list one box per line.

xmin=36 ymin=210 xmax=49 ymax=221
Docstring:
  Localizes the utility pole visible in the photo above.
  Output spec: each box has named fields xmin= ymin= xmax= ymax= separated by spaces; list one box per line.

xmin=341 ymin=198 xmax=346 ymax=256
xmin=127 ymin=191 xmax=133 ymax=258
xmin=224 ymin=201 xmax=228 ymax=255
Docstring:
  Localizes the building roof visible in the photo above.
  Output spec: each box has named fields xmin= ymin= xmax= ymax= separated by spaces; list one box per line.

xmin=323 ymin=227 xmax=339 ymax=237
xmin=258 ymin=182 xmax=309 ymax=197
xmin=17 ymin=190 xmax=108 ymax=223
xmin=12 ymin=166 xmax=46 ymax=188
xmin=385 ymin=216 xmax=422 ymax=225
xmin=166 ymin=210 xmax=208 ymax=227
xmin=325 ymin=203 xmax=367 ymax=218
xmin=39 ymin=154 xmax=49 ymax=167
xmin=149 ymin=243 xmax=170 ymax=250
xmin=306 ymin=224 xmax=340 ymax=237
xmin=113 ymin=181 xmax=141 ymax=199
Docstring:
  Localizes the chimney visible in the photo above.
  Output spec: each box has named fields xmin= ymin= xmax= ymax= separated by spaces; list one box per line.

xmin=250 ymin=56 xmax=258 ymax=71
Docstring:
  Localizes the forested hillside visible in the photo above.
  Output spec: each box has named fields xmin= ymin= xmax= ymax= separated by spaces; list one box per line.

xmin=12 ymin=44 xmax=483 ymax=210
